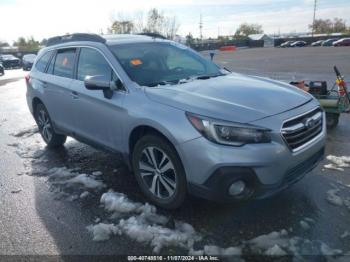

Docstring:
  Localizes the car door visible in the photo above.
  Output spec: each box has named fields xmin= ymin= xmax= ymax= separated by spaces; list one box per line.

xmin=69 ymin=47 xmax=126 ymax=151
xmin=44 ymin=48 xmax=77 ymax=132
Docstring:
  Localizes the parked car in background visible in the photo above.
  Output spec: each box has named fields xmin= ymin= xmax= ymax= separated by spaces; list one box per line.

xmin=290 ymin=41 xmax=307 ymax=47
xmin=0 ymin=63 xmax=4 ymax=76
xmin=22 ymin=54 xmax=37 ymax=71
xmin=321 ymin=39 xmax=338 ymax=46
xmin=0 ymin=54 xmax=21 ymax=69
xmin=311 ymin=40 xmax=323 ymax=46
xmin=280 ymin=41 xmax=294 ymax=48
xmin=26 ymin=33 xmax=326 ymax=208
xmin=333 ymin=38 xmax=350 ymax=47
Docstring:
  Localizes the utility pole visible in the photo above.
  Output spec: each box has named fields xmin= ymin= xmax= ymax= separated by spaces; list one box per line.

xmin=199 ymin=14 xmax=203 ymax=43
xmin=312 ymin=0 xmax=317 ymax=37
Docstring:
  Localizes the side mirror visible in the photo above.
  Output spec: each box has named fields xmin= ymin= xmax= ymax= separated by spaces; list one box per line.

xmin=84 ymin=75 xmax=111 ymax=91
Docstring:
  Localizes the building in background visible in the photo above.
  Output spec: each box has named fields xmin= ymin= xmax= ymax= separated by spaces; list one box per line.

xmin=248 ymin=34 xmax=274 ymax=47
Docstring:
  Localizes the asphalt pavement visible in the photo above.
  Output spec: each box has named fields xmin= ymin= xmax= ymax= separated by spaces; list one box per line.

xmin=1 ymin=46 xmax=350 ymax=261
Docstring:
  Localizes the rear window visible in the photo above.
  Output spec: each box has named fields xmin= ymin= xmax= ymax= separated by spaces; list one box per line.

xmin=35 ymin=51 xmax=52 ymax=72
xmin=53 ymin=49 xmax=76 ymax=78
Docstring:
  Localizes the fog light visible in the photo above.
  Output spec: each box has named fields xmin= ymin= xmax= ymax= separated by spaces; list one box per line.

xmin=228 ymin=180 xmax=246 ymax=196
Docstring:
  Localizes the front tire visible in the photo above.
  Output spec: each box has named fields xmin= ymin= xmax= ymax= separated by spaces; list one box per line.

xmin=35 ymin=103 xmax=66 ymax=148
xmin=132 ymin=135 xmax=187 ymax=209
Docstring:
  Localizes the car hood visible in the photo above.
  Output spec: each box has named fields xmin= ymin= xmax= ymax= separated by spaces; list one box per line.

xmin=2 ymin=57 xmax=19 ymax=61
xmin=145 ymin=73 xmax=313 ymax=123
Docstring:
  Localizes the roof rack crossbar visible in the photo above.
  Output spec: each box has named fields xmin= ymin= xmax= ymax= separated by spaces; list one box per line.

xmin=46 ymin=33 xmax=106 ymax=46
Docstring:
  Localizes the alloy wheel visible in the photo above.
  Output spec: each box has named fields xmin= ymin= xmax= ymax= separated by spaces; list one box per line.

xmin=37 ymin=109 xmax=52 ymax=142
xmin=138 ymin=146 xmax=177 ymax=199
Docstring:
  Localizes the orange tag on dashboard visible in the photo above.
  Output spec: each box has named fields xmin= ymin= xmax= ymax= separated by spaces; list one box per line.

xmin=130 ymin=59 xmax=142 ymax=66
xmin=62 ymin=57 xmax=68 ymax=66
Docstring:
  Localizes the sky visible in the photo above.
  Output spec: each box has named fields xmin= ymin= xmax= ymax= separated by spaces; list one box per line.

xmin=0 ymin=0 xmax=350 ymax=43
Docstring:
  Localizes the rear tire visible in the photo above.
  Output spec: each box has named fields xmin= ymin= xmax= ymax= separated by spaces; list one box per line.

xmin=35 ymin=103 xmax=66 ymax=148
xmin=132 ymin=135 xmax=187 ymax=209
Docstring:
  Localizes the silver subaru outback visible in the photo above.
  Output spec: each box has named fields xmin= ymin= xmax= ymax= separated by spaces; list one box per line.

xmin=26 ymin=33 xmax=326 ymax=209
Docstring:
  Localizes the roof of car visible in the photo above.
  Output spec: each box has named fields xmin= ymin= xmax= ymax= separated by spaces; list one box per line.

xmin=103 ymin=34 xmax=169 ymax=45
xmin=45 ymin=33 xmax=169 ymax=47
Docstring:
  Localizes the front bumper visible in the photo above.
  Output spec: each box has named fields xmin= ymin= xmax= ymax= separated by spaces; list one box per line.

xmin=187 ymin=147 xmax=324 ymax=202
xmin=176 ymin=104 xmax=326 ymax=202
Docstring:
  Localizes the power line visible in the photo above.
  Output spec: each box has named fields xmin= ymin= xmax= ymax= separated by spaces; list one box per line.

xmin=199 ymin=14 xmax=203 ymax=41
xmin=312 ymin=0 xmax=317 ymax=36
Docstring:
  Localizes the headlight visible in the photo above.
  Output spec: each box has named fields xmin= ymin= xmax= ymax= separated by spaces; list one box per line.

xmin=186 ymin=112 xmax=271 ymax=146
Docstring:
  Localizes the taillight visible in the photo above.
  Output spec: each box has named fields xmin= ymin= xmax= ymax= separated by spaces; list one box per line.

xmin=25 ymin=74 xmax=30 ymax=83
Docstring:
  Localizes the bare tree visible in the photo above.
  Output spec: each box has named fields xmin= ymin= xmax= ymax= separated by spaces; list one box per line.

xmin=333 ymin=18 xmax=347 ymax=33
xmin=163 ymin=16 xmax=180 ymax=39
xmin=234 ymin=23 xmax=263 ymax=38
xmin=109 ymin=20 xmax=134 ymax=34
xmin=109 ymin=8 xmax=180 ymax=39
xmin=308 ymin=18 xmax=348 ymax=34
xmin=145 ymin=8 xmax=165 ymax=34
xmin=133 ymin=11 xmax=145 ymax=33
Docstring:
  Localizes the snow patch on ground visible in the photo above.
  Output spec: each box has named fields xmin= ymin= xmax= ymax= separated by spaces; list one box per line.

xmin=80 ymin=191 xmax=90 ymax=199
xmin=87 ymin=223 xmax=119 ymax=241
xmin=88 ymin=190 xmax=200 ymax=253
xmin=45 ymin=167 xmax=106 ymax=201
xmin=327 ymin=189 xmax=344 ymax=206
xmin=66 ymin=174 xmax=106 ymax=190
xmin=324 ymin=155 xmax=350 ymax=171
xmin=246 ymin=229 xmax=342 ymax=256
xmin=92 ymin=171 xmax=103 ymax=176
xmin=340 ymin=231 xmax=350 ymax=239
xmin=11 ymin=126 xmax=38 ymax=138
xmin=300 ymin=220 xmax=311 ymax=230
xmin=264 ymin=244 xmax=287 ymax=256
xmin=88 ymin=191 xmax=345 ymax=257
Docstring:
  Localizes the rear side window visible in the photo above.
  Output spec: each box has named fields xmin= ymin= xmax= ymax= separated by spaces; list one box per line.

xmin=53 ymin=49 xmax=76 ymax=78
xmin=35 ymin=51 xmax=53 ymax=72
xmin=77 ymin=48 xmax=112 ymax=81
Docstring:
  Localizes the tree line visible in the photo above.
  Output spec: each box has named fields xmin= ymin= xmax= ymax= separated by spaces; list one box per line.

xmin=310 ymin=18 xmax=350 ymax=34
xmin=0 ymin=13 xmax=349 ymax=52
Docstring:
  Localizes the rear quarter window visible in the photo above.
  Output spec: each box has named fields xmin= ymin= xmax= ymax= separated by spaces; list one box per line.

xmin=53 ymin=49 xmax=76 ymax=78
xmin=35 ymin=51 xmax=53 ymax=72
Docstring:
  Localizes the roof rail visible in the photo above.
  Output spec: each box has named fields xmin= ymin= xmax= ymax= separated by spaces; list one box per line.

xmin=46 ymin=33 xmax=106 ymax=46
xmin=138 ymin=33 xmax=167 ymax=39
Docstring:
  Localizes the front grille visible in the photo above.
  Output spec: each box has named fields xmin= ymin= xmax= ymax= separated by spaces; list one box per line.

xmin=281 ymin=107 xmax=323 ymax=151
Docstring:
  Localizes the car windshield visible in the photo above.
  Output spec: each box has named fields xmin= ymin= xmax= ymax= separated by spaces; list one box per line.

xmin=108 ymin=42 xmax=223 ymax=86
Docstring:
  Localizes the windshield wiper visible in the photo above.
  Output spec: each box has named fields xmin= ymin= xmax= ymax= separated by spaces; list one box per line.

xmin=146 ymin=79 xmax=180 ymax=87
xmin=146 ymin=74 xmax=224 ymax=87
xmin=192 ymin=74 xmax=224 ymax=80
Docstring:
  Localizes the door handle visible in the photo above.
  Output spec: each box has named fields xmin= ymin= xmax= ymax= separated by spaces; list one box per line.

xmin=71 ymin=91 xmax=79 ymax=100
xmin=42 ymin=81 xmax=48 ymax=88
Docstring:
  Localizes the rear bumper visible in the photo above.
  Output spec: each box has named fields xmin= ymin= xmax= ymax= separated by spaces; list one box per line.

xmin=23 ymin=62 xmax=33 ymax=69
